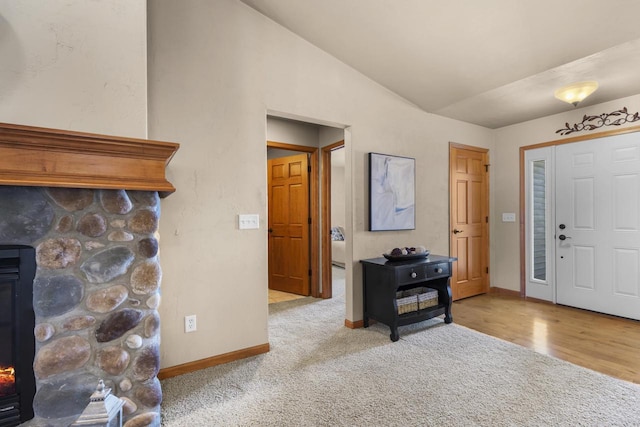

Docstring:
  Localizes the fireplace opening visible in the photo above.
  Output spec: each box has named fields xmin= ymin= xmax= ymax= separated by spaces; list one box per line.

xmin=0 ymin=367 xmax=16 ymax=396
xmin=0 ymin=246 xmax=35 ymax=427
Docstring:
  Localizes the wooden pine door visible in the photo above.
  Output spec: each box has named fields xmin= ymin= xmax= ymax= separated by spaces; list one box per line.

xmin=268 ymin=153 xmax=311 ymax=296
xmin=449 ymin=145 xmax=489 ymax=300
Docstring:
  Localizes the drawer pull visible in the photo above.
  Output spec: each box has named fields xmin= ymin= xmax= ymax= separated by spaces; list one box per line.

xmin=435 ymin=268 xmax=443 ymax=274
xmin=411 ymin=272 xmax=417 ymax=278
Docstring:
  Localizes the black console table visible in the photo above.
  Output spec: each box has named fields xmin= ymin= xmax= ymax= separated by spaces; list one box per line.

xmin=361 ymin=255 xmax=456 ymax=342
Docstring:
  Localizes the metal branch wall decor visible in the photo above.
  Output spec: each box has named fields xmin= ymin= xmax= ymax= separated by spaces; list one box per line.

xmin=556 ymin=107 xmax=640 ymax=135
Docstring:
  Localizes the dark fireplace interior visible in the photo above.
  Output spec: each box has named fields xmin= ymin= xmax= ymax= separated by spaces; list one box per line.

xmin=0 ymin=246 xmax=35 ymax=427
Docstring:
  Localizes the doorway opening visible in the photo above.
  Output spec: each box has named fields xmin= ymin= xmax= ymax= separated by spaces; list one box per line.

xmin=266 ymin=116 xmax=346 ymax=306
xmin=322 ymin=142 xmax=345 ymax=299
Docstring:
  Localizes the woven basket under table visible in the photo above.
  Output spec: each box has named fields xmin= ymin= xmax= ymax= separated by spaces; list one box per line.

xmin=395 ymin=287 xmax=438 ymax=314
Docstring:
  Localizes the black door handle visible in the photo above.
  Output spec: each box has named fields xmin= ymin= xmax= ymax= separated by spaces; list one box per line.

xmin=558 ymin=234 xmax=571 ymax=241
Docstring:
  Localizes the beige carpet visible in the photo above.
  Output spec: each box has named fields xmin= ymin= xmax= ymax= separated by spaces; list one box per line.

xmin=161 ymin=271 xmax=640 ymax=426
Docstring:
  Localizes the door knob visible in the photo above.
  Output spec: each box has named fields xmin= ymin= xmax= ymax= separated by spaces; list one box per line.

xmin=453 ymin=229 xmax=463 ymax=234
xmin=558 ymin=234 xmax=571 ymax=241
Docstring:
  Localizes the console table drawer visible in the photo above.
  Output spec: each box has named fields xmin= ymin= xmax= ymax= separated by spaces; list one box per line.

xmin=397 ymin=263 xmax=449 ymax=285
xmin=426 ymin=262 xmax=449 ymax=279
xmin=398 ymin=266 xmax=429 ymax=285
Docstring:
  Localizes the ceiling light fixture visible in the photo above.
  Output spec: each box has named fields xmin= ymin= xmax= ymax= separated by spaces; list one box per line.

xmin=554 ymin=81 xmax=599 ymax=107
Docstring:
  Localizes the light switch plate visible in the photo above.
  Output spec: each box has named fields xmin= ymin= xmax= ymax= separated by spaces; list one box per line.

xmin=239 ymin=214 xmax=259 ymax=229
xmin=502 ymin=212 xmax=516 ymax=222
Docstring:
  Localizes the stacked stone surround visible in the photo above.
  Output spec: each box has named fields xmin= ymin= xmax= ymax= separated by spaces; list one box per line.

xmin=0 ymin=186 xmax=162 ymax=427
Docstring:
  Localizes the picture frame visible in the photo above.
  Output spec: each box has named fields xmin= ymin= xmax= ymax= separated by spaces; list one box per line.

xmin=368 ymin=152 xmax=415 ymax=231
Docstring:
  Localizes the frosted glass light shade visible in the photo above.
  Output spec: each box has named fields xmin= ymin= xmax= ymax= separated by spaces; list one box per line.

xmin=554 ymin=81 xmax=599 ymax=106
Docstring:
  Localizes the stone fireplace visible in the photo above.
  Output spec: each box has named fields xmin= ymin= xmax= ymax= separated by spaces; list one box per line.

xmin=0 ymin=123 xmax=179 ymax=427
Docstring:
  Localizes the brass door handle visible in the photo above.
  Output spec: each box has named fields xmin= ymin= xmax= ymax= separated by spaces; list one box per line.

xmin=453 ymin=229 xmax=463 ymax=234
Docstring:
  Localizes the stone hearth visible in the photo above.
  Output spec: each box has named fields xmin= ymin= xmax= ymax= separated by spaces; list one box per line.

xmin=0 ymin=123 xmax=178 ymax=427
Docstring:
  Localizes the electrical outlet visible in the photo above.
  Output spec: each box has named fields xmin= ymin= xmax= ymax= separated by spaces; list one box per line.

xmin=185 ymin=315 xmax=197 ymax=333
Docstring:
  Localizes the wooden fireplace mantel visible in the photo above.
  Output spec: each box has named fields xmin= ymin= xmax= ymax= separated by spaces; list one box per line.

xmin=0 ymin=122 xmax=179 ymax=197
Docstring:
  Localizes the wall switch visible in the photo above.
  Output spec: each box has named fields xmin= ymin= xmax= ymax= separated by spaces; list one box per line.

xmin=502 ymin=213 xmax=516 ymax=222
xmin=239 ymin=214 xmax=259 ymax=229
xmin=185 ymin=315 xmax=197 ymax=333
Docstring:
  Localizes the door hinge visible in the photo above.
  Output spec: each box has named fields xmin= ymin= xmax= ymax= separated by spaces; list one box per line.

xmin=308 ymin=217 xmax=312 ymax=225
xmin=486 ymin=216 xmax=489 ymax=223
xmin=485 ymin=164 xmax=490 ymax=172
xmin=308 ymin=269 xmax=312 ymax=276
xmin=486 ymin=267 xmax=489 ymax=274
xmin=308 ymin=165 xmax=311 ymax=173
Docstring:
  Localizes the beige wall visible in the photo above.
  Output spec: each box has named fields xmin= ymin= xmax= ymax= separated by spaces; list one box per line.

xmin=0 ymin=0 xmax=147 ymax=137
xmin=148 ymin=0 xmax=494 ymax=368
xmin=492 ymin=94 xmax=640 ymax=291
xmin=267 ymin=117 xmax=319 ymax=146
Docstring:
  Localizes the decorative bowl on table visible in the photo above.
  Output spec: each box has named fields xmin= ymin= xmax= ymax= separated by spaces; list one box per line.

xmin=383 ymin=245 xmax=430 ymax=261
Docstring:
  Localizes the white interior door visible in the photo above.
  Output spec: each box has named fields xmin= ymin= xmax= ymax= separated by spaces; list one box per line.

xmin=555 ymin=133 xmax=640 ymax=320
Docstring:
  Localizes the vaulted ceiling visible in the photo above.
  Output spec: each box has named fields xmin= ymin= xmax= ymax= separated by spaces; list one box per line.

xmin=240 ymin=0 xmax=640 ymax=128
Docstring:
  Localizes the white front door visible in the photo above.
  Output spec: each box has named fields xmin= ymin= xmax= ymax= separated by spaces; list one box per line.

xmin=555 ymin=133 xmax=640 ymax=320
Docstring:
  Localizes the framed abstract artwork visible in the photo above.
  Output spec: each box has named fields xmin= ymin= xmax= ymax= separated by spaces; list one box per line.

xmin=368 ymin=152 xmax=415 ymax=231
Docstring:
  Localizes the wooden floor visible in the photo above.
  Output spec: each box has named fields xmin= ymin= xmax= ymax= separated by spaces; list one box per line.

xmin=268 ymin=288 xmax=305 ymax=304
xmin=453 ymin=293 xmax=640 ymax=384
